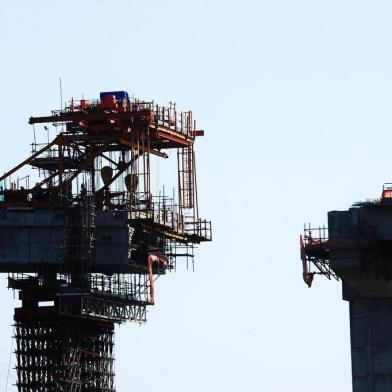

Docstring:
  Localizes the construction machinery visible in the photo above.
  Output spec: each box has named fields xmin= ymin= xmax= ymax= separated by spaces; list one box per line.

xmin=0 ymin=91 xmax=211 ymax=391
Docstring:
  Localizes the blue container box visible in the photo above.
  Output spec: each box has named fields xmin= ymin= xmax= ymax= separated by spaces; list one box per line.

xmin=100 ymin=91 xmax=129 ymax=101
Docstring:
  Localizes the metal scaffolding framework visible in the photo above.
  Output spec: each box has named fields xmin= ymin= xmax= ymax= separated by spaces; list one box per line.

xmin=0 ymin=91 xmax=211 ymax=391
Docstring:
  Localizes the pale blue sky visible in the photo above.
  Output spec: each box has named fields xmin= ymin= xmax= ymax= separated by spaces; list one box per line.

xmin=1 ymin=1 xmax=392 ymax=390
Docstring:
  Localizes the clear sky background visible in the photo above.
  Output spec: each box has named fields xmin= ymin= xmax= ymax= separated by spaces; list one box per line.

xmin=1 ymin=0 xmax=392 ymax=390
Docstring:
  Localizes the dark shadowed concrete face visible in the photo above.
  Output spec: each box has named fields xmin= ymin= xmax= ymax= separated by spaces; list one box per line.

xmin=350 ymin=299 xmax=392 ymax=392
xmin=329 ymin=202 xmax=392 ymax=392
xmin=0 ymin=209 xmax=130 ymax=269
xmin=304 ymin=199 xmax=392 ymax=392
xmin=328 ymin=204 xmax=392 ymax=298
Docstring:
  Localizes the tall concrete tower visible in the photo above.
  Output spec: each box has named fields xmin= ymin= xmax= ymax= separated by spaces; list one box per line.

xmin=301 ymin=185 xmax=392 ymax=391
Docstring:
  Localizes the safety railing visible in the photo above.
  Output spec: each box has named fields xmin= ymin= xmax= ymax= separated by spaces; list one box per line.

xmin=56 ymin=97 xmax=195 ymax=138
xmin=87 ymin=273 xmax=151 ymax=304
xmin=128 ymin=202 xmax=185 ymax=234
xmin=303 ymin=223 xmax=328 ymax=245
xmin=185 ymin=219 xmax=212 ymax=241
xmin=152 ymin=104 xmax=194 ymax=137
xmin=300 ymin=224 xmax=339 ymax=287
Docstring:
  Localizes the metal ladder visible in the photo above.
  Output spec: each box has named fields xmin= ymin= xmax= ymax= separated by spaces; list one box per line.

xmin=178 ymin=145 xmax=194 ymax=210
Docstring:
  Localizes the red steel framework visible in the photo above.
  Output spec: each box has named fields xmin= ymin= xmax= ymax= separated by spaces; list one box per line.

xmin=0 ymin=91 xmax=211 ymax=391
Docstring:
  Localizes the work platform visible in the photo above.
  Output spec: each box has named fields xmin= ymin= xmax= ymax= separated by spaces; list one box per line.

xmin=0 ymin=90 xmax=211 ymax=392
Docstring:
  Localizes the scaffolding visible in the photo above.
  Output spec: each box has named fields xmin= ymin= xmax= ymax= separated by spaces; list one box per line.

xmin=0 ymin=91 xmax=211 ymax=391
xmin=300 ymin=224 xmax=339 ymax=287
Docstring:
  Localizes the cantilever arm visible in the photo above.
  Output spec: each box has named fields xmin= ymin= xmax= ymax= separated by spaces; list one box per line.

xmin=0 ymin=137 xmax=59 ymax=184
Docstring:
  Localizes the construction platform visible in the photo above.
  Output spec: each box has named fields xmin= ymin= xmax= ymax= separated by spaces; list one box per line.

xmin=0 ymin=90 xmax=211 ymax=392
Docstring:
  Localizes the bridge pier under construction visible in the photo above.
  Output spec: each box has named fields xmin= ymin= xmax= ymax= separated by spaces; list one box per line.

xmin=301 ymin=186 xmax=392 ymax=391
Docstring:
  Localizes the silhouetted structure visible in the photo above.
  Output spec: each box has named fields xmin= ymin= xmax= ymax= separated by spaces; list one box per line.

xmin=0 ymin=91 xmax=211 ymax=391
xmin=300 ymin=185 xmax=392 ymax=391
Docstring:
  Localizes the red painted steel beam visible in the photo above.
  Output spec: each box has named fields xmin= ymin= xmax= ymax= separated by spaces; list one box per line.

xmin=148 ymin=255 xmax=169 ymax=305
xmin=28 ymin=110 xmax=152 ymax=125
xmin=156 ymin=131 xmax=191 ymax=146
